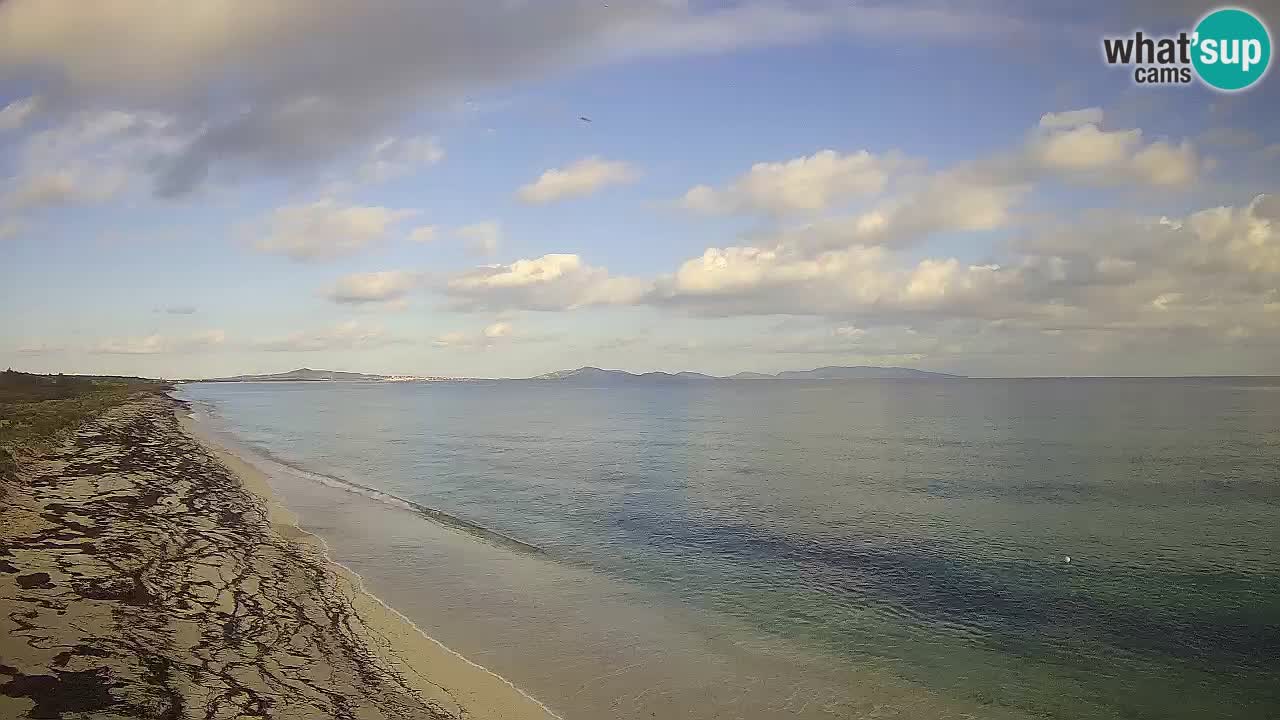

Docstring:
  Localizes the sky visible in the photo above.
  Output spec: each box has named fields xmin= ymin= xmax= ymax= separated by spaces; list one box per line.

xmin=2 ymin=0 xmax=1279 ymax=379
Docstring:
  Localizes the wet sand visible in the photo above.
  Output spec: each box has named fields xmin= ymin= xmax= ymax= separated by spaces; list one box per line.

xmin=0 ymin=395 xmax=558 ymax=720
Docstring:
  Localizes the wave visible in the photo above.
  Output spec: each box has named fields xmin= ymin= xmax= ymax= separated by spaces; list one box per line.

xmin=185 ymin=404 xmax=545 ymax=556
xmin=282 ymin=461 xmax=547 ymax=556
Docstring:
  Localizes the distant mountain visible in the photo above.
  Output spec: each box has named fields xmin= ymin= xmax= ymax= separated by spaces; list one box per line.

xmin=199 ymin=368 xmax=389 ymax=382
xmin=531 ymin=366 xmax=960 ymax=383
xmin=532 ymin=367 xmax=723 ymax=384
xmin=195 ymin=365 xmax=961 ymax=385
xmin=675 ymin=371 xmax=717 ymax=380
xmin=532 ymin=367 xmax=627 ymax=382
xmin=774 ymin=366 xmax=959 ymax=380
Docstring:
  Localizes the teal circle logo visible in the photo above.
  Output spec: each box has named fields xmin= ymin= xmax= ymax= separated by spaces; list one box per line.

xmin=1192 ymin=8 xmax=1271 ymax=91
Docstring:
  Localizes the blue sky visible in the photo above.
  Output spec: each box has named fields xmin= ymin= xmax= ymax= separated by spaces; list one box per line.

xmin=2 ymin=1 xmax=1279 ymax=378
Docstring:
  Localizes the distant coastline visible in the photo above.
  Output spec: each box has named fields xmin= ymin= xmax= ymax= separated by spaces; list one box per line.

xmin=187 ymin=365 xmax=963 ymax=384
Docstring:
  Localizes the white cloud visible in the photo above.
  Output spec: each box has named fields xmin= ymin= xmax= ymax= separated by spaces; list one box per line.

xmin=636 ymin=189 xmax=1280 ymax=372
xmin=409 ymin=225 xmax=438 ymax=243
xmin=325 ymin=270 xmax=420 ymax=304
xmin=433 ymin=320 xmax=553 ymax=350
xmin=4 ymin=169 xmax=125 ymax=211
xmin=456 ymin=220 xmax=502 ymax=257
xmin=1 ymin=109 xmax=179 ymax=211
xmin=688 ymin=112 xmax=1190 ymax=260
xmin=517 ymin=156 xmax=637 ymax=204
xmin=1129 ymin=140 xmax=1198 ymax=187
xmin=741 ymin=169 xmax=1027 ymax=255
xmin=1037 ymin=107 xmax=1103 ymax=130
xmin=1023 ymin=194 xmax=1280 ymax=281
xmin=0 ymin=95 xmax=40 ymax=131
xmin=483 ymin=321 xmax=513 ymax=339
xmin=92 ymin=330 xmax=226 ymax=355
xmin=359 ymin=135 xmax=443 ymax=183
xmin=681 ymin=149 xmax=901 ymax=215
xmin=1032 ymin=123 xmax=1138 ymax=172
xmin=1181 ymin=194 xmax=1280 ymax=274
xmin=444 ymin=253 xmax=649 ymax=311
xmin=1026 ymin=112 xmax=1199 ymax=188
xmin=14 ymin=341 xmax=65 ymax=355
xmin=254 ymin=320 xmax=403 ymax=352
xmin=652 ymin=244 xmax=1019 ymax=319
xmin=254 ymin=199 xmax=417 ymax=261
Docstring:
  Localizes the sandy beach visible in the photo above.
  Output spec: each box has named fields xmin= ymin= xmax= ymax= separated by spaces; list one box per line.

xmin=0 ymin=394 xmax=558 ymax=720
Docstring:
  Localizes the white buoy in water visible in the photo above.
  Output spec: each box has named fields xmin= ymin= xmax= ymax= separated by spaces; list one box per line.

xmin=1064 ymin=555 xmax=1072 ymax=563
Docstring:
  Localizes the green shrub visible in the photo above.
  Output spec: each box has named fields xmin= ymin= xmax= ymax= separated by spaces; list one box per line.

xmin=0 ymin=370 xmax=170 ymax=477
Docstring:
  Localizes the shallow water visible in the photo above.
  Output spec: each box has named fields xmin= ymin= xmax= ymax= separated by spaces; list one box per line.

xmin=179 ymin=378 xmax=1280 ymax=719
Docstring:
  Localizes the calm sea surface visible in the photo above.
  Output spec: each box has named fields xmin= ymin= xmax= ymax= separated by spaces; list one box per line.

xmin=178 ymin=379 xmax=1280 ymax=720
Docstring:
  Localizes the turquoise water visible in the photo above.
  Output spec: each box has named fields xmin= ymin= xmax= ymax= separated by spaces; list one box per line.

xmin=180 ymin=379 xmax=1280 ymax=719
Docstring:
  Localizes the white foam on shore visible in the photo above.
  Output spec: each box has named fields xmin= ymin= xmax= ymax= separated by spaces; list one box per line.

xmin=179 ymin=402 xmax=567 ymax=720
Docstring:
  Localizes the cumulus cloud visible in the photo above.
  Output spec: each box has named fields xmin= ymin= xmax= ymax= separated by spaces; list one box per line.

xmin=253 ymin=199 xmax=417 ymax=261
xmin=456 ymin=221 xmax=502 ymax=257
xmin=359 ymin=135 xmax=443 ymax=183
xmin=253 ymin=320 xmax=403 ymax=352
xmin=0 ymin=95 xmax=40 ymax=131
xmin=645 ymin=191 xmax=1280 ymax=367
xmin=92 ymin=330 xmax=226 ymax=355
xmin=1037 ymin=107 xmax=1103 ymax=130
xmin=651 ymin=244 xmax=1023 ymax=321
xmin=1021 ymin=194 xmax=1280 ymax=282
xmin=680 ymin=149 xmax=902 ymax=215
xmin=428 ymin=185 xmax=1276 ymax=372
xmin=725 ymin=168 xmax=1026 ymax=258
xmin=678 ymin=111 xmax=1194 ymax=252
xmin=409 ymin=225 xmax=438 ymax=243
xmin=841 ymin=171 xmax=1022 ymax=247
xmin=484 ymin=321 xmax=513 ymax=340
xmin=444 ymin=253 xmax=649 ymax=311
xmin=517 ymin=156 xmax=637 ymax=204
xmin=325 ymin=270 xmax=420 ymax=305
xmin=1025 ymin=110 xmax=1199 ymax=188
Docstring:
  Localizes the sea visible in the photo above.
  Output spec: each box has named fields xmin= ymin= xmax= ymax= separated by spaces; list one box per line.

xmin=177 ymin=378 xmax=1280 ymax=720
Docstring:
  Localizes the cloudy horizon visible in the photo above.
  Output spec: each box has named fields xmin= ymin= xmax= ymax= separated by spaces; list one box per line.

xmin=3 ymin=1 xmax=1279 ymax=379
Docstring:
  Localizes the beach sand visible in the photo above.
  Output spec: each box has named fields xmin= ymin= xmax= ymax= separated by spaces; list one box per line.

xmin=0 ymin=395 xmax=558 ymax=720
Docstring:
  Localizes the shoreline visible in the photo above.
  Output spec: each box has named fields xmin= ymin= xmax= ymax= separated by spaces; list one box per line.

xmin=184 ymin=417 xmax=545 ymax=556
xmin=177 ymin=407 xmax=565 ymax=720
xmin=0 ymin=395 xmax=559 ymax=720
